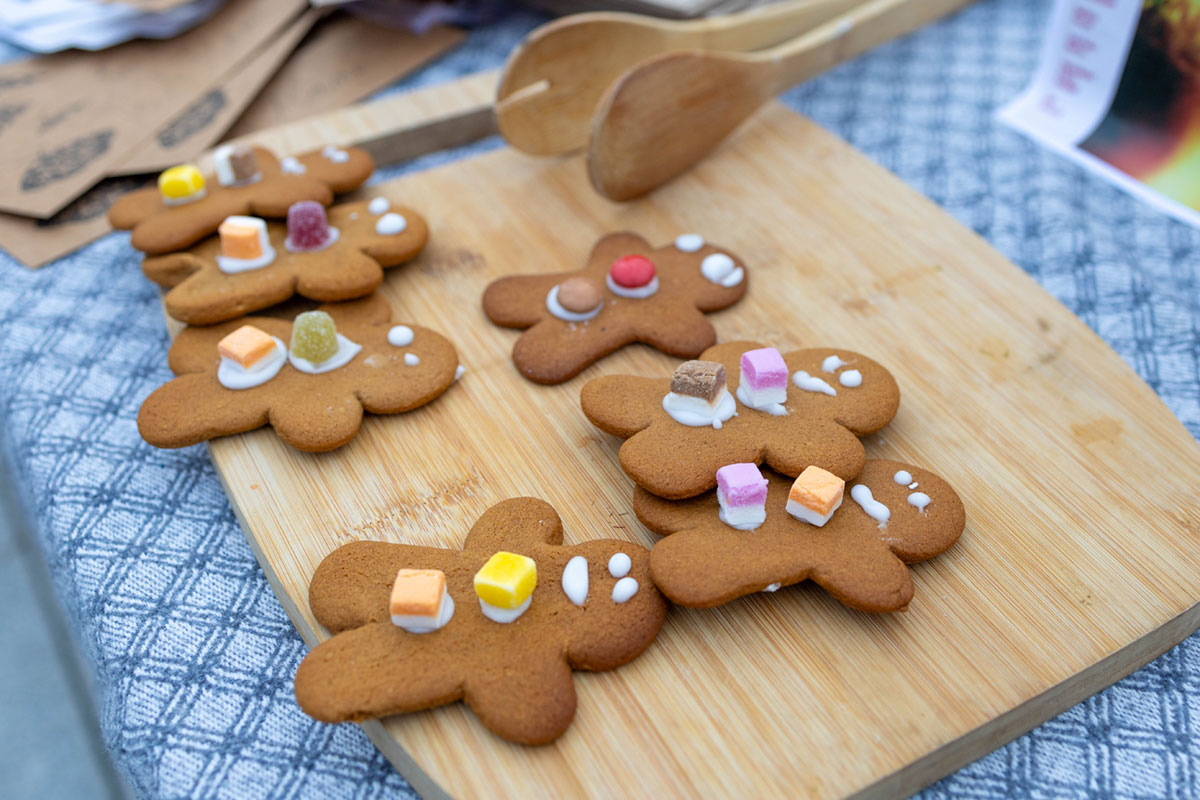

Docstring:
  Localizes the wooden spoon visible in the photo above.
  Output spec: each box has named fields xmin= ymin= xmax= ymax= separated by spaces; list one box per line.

xmin=497 ymin=0 xmax=866 ymax=156
xmin=587 ymin=0 xmax=975 ymax=201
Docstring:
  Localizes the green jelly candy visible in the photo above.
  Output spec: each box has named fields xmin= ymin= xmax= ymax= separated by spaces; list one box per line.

xmin=291 ymin=311 xmax=339 ymax=363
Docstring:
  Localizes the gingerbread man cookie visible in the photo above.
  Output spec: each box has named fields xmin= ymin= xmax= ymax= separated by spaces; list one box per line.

xmin=581 ymin=341 xmax=900 ymax=499
xmin=108 ymin=144 xmax=374 ymax=254
xmin=137 ymin=295 xmax=459 ymax=452
xmin=294 ymin=498 xmax=668 ymax=744
xmin=635 ymin=460 xmax=964 ymax=612
xmin=141 ymin=199 xmax=429 ymax=325
xmin=482 ymin=232 xmax=747 ymax=384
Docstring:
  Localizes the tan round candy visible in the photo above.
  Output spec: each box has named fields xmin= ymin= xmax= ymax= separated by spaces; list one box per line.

xmin=556 ymin=277 xmax=602 ymax=313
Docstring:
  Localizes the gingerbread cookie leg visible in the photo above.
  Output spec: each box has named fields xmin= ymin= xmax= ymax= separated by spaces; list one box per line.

xmin=649 ymin=527 xmax=803 ymax=607
xmin=464 ymin=646 xmax=577 ymax=744
xmin=295 ymin=623 xmax=465 ymax=723
xmin=808 ymin=551 xmax=914 ymax=613
xmin=634 ymin=304 xmax=717 ymax=359
xmin=292 ymin=248 xmax=385 ymax=302
xmin=267 ymin=391 xmax=365 ymax=453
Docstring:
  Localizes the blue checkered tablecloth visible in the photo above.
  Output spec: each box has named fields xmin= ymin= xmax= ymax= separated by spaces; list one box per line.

xmin=1 ymin=1 xmax=1197 ymax=797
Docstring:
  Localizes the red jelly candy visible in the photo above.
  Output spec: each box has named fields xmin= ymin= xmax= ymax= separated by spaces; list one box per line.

xmin=286 ymin=201 xmax=332 ymax=250
xmin=610 ymin=255 xmax=656 ymax=288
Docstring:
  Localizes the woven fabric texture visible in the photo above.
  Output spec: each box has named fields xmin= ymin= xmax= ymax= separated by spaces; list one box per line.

xmin=0 ymin=1 xmax=1196 ymax=797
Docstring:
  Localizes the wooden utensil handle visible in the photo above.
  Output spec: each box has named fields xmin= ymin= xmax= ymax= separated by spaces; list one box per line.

xmin=765 ymin=0 xmax=976 ymax=94
xmin=693 ymin=0 xmax=870 ymax=52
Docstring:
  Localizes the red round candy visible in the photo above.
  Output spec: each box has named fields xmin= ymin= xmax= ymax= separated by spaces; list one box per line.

xmin=609 ymin=255 xmax=656 ymax=288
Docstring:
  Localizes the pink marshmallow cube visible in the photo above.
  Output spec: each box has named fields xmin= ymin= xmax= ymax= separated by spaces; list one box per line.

xmin=716 ymin=463 xmax=768 ymax=507
xmin=286 ymin=201 xmax=332 ymax=251
xmin=740 ymin=347 xmax=788 ymax=392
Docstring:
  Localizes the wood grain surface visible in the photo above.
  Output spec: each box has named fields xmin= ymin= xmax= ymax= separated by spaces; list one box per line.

xmin=201 ymin=102 xmax=1200 ymax=799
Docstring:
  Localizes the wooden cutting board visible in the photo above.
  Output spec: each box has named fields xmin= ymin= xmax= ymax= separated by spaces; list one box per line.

xmin=204 ymin=102 xmax=1200 ymax=799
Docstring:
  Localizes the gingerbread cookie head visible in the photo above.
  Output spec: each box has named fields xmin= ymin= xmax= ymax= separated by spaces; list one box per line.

xmin=295 ymin=497 xmax=668 ymax=744
xmin=108 ymin=144 xmax=374 ymax=254
xmin=137 ymin=294 xmax=459 ymax=452
xmin=636 ymin=460 xmax=964 ymax=612
xmin=482 ymin=232 xmax=747 ymax=384
xmin=141 ymin=198 xmax=429 ymax=325
xmin=581 ymin=341 xmax=900 ymax=499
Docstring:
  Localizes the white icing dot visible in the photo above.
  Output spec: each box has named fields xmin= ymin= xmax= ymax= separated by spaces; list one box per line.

xmin=700 ymin=253 xmax=735 ymax=283
xmin=822 ymin=355 xmax=847 ymax=373
xmin=612 ymin=577 xmax=638 ymax=603
xmin=562 ymin=556 xmax=588 ymax=606
xmin=675 ymin=233 xmax=704 ymax=252
xmin=387 ymin=325 xmax=414 ymax=347
xmin=454 ymin=365 xmax=465 ymax=382
xmin=839 ymin=369 xmax=862 ymax=388
xmin=909 ymin=482 xmax=919 ymax=489
xmin=368 ymin=197 xmax=390 ymax=215
xmin=376 ymin=213 xmax=408 ymax=236
xmin=280 ymin=157 xmax=305 ymax=174
xmin=404 ymin=353 xmax=420 ymax=366
xmin=322 ymin=145 xmax=349 ymax=163
xmin=850 ymin=484 xmax=891 ymax=526
xmin=893 ymin=470 xmax=913 ymax=485
xmin=763 ymin=583 xmax=781 ymax=593
xmin=608 ymin=552 xmax=631 ymax=578
xmin=908 ymin=492 xmax=931 ymax=512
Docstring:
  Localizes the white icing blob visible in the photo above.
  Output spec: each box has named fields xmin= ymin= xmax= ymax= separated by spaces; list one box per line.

xmin=763 ymin=583 xmax=782 ymax=593
xmin=368 ymin=196 xmax=390 ymax=215
xmin=606 ymin=273 xmax=659 ymax=299
xmin=546 ymin=285 xmax=602 ymax=322
xmin=404 ymin=353 xmax=420 ymax=366
xmin=839 ymin=369 xmax=863 ymax=388
xmin=908 ymin=492 xmax=931 ymax=512
xmin=375 ymin=213 xmax=407 ymax=236
xmin=280 ymin=157 xmax=305 ymax=174
xmin=662 ymin=389 xmax=737 ymax=430
xmin=288 ymin=333 xmax=361 ymax=374
xmin=479 ymin=595 xmax=531 ymax=624
xmin=720 ymin=266 xmax=745 ymax=287
xmin=611 ymin=577 xmax=639 ymax=604
xmin=562 ymin=556 xmax=588 ymax=606
xmin=322 ymin=145 xmax=349 ymax=163
xmin=792 ymin=370 xmax=837 ymax=397
xmin=675 ymin=233 xmax=704 ymax=252
xmin=392 ymin=589 xmax=454 ymax=634
xmin=909 ymin=482 xmax=919 ymax=489
xmin=822 ymin=355 xmax=848 ymax=373
xmin=893 ymin=470 xmax=913 ymax=485
xmin=736 ymin=383 xmax=788 ymax=416
xmin=387 ymin=325 xmax=414 ymax=347
xmin=454 ymin=365 xmax=465 ymax=382
xmin=217 ymin=337 xmax=286 ymax=390
xmin=216 ymin=245 xmax=276 ymax=274
xmin=608 ymin=553 xmax=631 ymax=579
xmin=850 ymin=484 xmax=891 ymax=526
xmin=700 ymin=253 xmax=734 ymax=283
xmin=284 ymin=225 xmax=339 ymax=254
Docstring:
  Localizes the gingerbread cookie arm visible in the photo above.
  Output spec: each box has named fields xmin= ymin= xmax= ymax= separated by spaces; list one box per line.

xmin=309 ymin=541 xmax=466 ymax=633
xmin=295 ymin=623 xmax=466 ymax=723
xmin=141 ymin=251 xmax=204 ymax=289
xmin=580 ymin=375 xmax=665 ymax=438
xmin=461 ymin=497 xmax=565 ymax=554
xmin=464 ymin=645 xmax=577 ymax=744
xmin=294 ymin=146 xmax=375 ymax=194
xmin=356 ymin=204 xmax=429 ymax=267
xmin=293 ymin=248 xmax=385 ymax=303
xmin=588 ymin=231 xmax=654 ymax=264
xmin=683 ymin=245 xmax=749 ymax=312
xmin=138 ymin=374 xmax=269 ymax=449
xmin=108 ymin=189 xmax=164 ymax=231
xmin=481 ymin=273 xmax=567 ymax=328
xmin=761 ymin=418 xmax=866 ymax=482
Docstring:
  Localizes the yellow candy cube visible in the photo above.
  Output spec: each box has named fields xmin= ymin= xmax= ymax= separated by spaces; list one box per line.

xmin=473 ymin=551 xmax=537 ymax=610
xmin=158 ymin=165 xmax=206 ymax=202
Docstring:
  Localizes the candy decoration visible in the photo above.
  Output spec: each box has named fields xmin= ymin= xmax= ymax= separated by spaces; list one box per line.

xmin=158 ymin=165 xmax=205 ymax=205
xmin=786 ymin=466 xmax=845 ymax=527
xmin=474 ymin=551 xmax=537 ymax=623
xmin=662 ymin=359 xmax=737 ymax=429
xmin=218 ymin=325 xmax=276 ymax=370
xmin=285 ymin=201 xmax=336 ymax=252
xmin=556 ymin=277 xmax=603 ymax=314
xmin=738 ymin=347 xmax=789 ymax=411
xmin=213 ymin=144 xmax=259 ymax=187
xmin=290 ymin=310 xmax=339 ymax=364
xmin=716 ymin=462 xmax=769 ymax=530
xmin=610 ymin=254 xmax=656 ymax=288
xmin=390 ymin=568 xmax=454 ymax=634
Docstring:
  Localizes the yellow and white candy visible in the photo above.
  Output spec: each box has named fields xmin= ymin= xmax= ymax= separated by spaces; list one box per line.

xmin=474 ymin=551 xmax=537 ymax=623
xmin=158 ymin=165 xmax=206 ymax=205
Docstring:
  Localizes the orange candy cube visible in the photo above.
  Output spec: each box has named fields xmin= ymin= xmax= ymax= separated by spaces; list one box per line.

xmin=390 ymin=569 xmax=447 ymax=619
xmin=217 ymin=325 xmax=276 ymax=369
xmin=787 ymin=465 xmax=846 ymax=524
xmin=218 ymin=216 xmax=267 ymax=261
